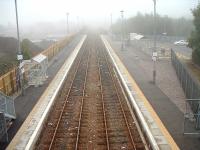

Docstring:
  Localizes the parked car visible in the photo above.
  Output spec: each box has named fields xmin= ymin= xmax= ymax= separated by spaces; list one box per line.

xmin=174 ymin=40 xmax=188 ymax=46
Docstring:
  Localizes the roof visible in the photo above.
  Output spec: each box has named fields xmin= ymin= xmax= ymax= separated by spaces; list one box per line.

xmin=130 ymin=33 xmax=144 ymax=40
xmin=32 ymin=54 xmax=47 ymax=63
xmin=135 ymin=35 xmax=144 ymax=40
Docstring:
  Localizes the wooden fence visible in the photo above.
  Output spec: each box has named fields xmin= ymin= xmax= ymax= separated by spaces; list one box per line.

xmin=0 ymin=34 xmax=74 ymax=96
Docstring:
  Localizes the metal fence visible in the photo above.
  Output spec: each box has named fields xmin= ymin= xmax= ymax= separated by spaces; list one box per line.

xmin=183 ymin=99 xmax=200 ymax=134
xmin=0 ymin=91 xmax=16 ymax=119
xmin=0 ymin=112 xmax=8 ymax=142
xmin=171 ymin=50 xmax=200 ymax=130
xmin=171 ymin=50 xmax=200 ymax=100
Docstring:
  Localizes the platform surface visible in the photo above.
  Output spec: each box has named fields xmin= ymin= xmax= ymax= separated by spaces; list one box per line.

xmin=0 ymin=35 xmax=82 ymax=150
xmin=106 ymin=36 xmax=200 ymax=150
xmin=6 ymin=35 xmax=86 ymax=150
xmin=102 ymin=36 xmax=179 ymax=150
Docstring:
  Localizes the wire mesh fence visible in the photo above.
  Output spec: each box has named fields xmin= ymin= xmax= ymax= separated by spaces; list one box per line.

xmin=0 ymin=112 xmax=8 ymax=142
xmin=171 ymin=50 xmax=200 ymax=100
xmin=0 ymin=91 xmax=16 ymax=119
xmin=171 ymin=49 xmax=200 ymax=131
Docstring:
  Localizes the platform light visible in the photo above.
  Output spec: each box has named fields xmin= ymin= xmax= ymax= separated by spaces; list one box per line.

xmin=110 ymin=13 xmax=113 ymax=38
xmin=152 ymin=0 xmax=157 ymax=84
xmin=66 ymin=12 xmax=69 ymax=34
xmin=120 ymin=10 xmax=124 ymax=51
xmin=15 ymin=0 xmax=24 ymax=95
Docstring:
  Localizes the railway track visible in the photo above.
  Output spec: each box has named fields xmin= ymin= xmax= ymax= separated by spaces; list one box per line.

xmin=36 ymin=34 xmax=146 ymax=150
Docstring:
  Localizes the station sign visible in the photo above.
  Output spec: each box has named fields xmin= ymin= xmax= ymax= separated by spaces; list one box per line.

xmin=152 ymin=52 xmax=157 ymax=61
xmin=17 ymin=54 xmax=23 ymax=60
xmin=152 ymin=56 xmax=157 ymax=61
xmin=152 ymin=52 xmax=158 ymax=57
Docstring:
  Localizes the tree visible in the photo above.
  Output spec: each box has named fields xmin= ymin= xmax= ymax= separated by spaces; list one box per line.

xmin=188 ymin=4 xmax=200 ymax=66
xmin=111 ymin=12 xmax=193 ymax=37
xmin=21 ymin=39 xmax=31 ymax=60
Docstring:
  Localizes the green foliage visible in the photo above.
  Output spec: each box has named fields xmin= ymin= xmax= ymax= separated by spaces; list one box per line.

xmin=188 ymin=5 xmax=200 ymax=66
xmin=21 ymin=39 xmax=31 ymax=60
xmin=111 ymin=12 xmax=194 ymax=37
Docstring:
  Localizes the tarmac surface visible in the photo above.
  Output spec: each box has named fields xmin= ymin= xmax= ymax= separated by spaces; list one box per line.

xmin=131 ymin=36 xmax=192 ymax=59
xmin=0 ymin=35 xmax=82 ymax=150
xmin=107 ymin=37 xmax=200 ymax=150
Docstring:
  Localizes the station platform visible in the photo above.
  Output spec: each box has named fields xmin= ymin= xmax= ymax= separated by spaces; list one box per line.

xmin=101 ymin=36 xmax=178 ymax=149
xmin=0 ymin=35 xmax=82 ymax=149
xmin=6 ymin=35 xmax=87 ymax=150
xmin=106 ymin=36 xmax=200 ymax=150
xmin=6 ymin=34 xmax=182 ymax=150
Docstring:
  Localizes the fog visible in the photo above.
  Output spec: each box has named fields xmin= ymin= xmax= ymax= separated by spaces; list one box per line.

xmin=0 ymin=0 xmax=199 ymax=39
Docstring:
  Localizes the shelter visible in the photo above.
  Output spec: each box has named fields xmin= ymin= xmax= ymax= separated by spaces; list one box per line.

xmin=24 ymin=54 xmax=48 ymax=86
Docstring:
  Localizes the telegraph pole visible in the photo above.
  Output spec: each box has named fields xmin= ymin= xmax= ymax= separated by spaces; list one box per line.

xmin=152 ymin=0 xmax=157 ymax=84
xmin=120 ymin=10 xmax=124 ymax=51
xmin=110 ymin=13 xmax=113 ymax=37
xmin=66 ymin=12 xmax=69 ymax=34
xmin=110 ymin=13 xmax=113 ymax=27
xmin=110 ymin=13 xmax=112 ymax=34
xmin=15 ymin=0 xmax=24 ymax=95
xmin=77 ymin=16 xmax=79 ymax=32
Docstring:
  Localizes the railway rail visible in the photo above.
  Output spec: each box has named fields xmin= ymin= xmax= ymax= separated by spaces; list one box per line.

xmin=35 ymin=34 xmax=147 ymax=150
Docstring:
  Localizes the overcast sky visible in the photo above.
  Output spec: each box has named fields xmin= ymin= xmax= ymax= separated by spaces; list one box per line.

xmin=0 ymin=0 xmax=198 ymax=27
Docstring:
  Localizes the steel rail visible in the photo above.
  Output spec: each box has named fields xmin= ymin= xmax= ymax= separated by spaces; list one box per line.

xmin=97 ymin=46 xmax=110 ymax=150
xmin=75 ymin=44 xmax=91 ymax=150
xmin=48 ymin=39 xmax=87 ymax=150
xmin=101 ymin=35 xmax=159 ymax=149
xmin=101 ymin=43 xmax=137 ymax=150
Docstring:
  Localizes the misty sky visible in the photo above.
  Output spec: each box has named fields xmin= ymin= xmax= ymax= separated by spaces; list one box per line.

xmin=0 ymin=0 xmax=199 ymax=27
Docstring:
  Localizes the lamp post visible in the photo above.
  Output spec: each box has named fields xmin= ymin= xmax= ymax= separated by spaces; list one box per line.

xmin=120 ymin=10 xmax=124 ymax=51
xmin=77 ymin=16 xmax=79 ymax=32
xmin=110 ymin=13 xmax=113 ymax=38
xmin=66 ymin=12 xmax=69 ymax=34
xmin=152 ymin=0 xmax=157 ymax=84
xmin=15 ymin=0 xmax=24 ymax=95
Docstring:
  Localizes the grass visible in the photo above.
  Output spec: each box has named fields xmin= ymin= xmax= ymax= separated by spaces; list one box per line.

xmin=0 ymin=57 xmax=17 ymax=76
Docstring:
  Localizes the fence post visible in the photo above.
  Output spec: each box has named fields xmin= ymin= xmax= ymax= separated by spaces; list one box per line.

xmin=2 ymin=78 xmax=6 ymax=95
xmin=10 ymin=71 xmax=14 ymax=94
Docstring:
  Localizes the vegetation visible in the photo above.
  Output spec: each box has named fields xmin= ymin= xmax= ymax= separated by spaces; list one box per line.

xmin=21 ymin=39 xmax=32 ymax=60
xmin=188 ymin=4 xmax=200 ymax=66
xmin=0 ymin=37 xmax=42 ymax=75
xmin=111 ymin=12 xmax=194 ymax=37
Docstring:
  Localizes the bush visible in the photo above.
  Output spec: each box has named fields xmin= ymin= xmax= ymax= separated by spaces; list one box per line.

xmin=188 ymin=4 xmax=200 ymax=66
xmin=192 ymin=50 xmax=200 ymax=66
xmin=21 ymin=39 xmax=31 ymax=60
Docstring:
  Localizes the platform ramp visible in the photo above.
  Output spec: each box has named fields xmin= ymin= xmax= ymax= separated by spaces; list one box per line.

xmin=0 ymin=91 xmax=16 ymax=119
